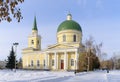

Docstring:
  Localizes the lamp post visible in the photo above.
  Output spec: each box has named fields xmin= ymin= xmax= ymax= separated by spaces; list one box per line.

xmin=74 ymin=60 xmax=76 ymax=74
xmin=86 ymin=48 xmax=89 ymax=72
xmin=13 ymin=42 xmax=19 ymax=72
xmin=87 ymin=57 xmax=90 ymax=72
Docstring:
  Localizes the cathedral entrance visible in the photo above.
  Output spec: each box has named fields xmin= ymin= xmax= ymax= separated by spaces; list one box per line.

xmin=61 ymin=60 xmax=64 ymax=69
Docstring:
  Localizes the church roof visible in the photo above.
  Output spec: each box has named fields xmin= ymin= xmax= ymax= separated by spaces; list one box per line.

xmin=57 ymin=14 xmax=82 ymax=32
xmin=32 ymin=16 xmax=38 ymax=31
xmin=57 ymin=20 xmax=82 ymax=32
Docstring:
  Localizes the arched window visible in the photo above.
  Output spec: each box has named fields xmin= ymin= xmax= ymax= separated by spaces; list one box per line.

xmin=37 ymin=60 xmax=40 ymax=67
xmin=31 ymin=60 xmax=34 ymax=67
xmin=73 ymin=35 xmax=76 ymax=42
xmin=31 ymin=40 xmax=34 ymax=44
xmin=63 ymin=35 xmax=66 ymax=42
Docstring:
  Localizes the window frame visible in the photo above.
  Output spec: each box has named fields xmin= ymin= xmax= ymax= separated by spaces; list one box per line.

xmin=63 ymin=35 xmax=66 ymax=42
xmin=52 ymin=59 xmax=54 ymax=66
xmin=37 ymin=60 xmax=40 ymax=67
xmin=73 ymin=34 xmax=77 ymax=42
xmin=31 ymin=60 xmax=34 ymax=67
xmin=31 ymin=40 xmax=34 ymax=44
xmin=37 ymin=40 xmax=39 ymax=44
xmin=71 ymin=59 xmax=74 ymax=66
xmin=43 ymin=60 xmax=45 ymax=67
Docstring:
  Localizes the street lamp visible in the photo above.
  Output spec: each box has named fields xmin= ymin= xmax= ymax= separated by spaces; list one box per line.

xmin=86 ymin=48 xmax=90 ymax=72
xmin=74 ymin=60 xmax=76 ymax=75
xmin=13 ymin=42 xmax=19 ymax=72
xmin=87 ymin=57 xmax=90 ymax=72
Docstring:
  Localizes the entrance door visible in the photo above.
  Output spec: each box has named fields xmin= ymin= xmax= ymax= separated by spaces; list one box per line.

xmin=61 ymin=60 xmax=64 ymax=69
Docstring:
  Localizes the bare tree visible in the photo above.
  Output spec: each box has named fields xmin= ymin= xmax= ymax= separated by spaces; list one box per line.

xmin=110 ymin=53 xmax=120 ymax=69
xmin=95 ymin=42 xmax=103 ymax=60
xmin=84 ymin=36 xmax=100 ymax=71
xmin=0 ymin=0 xmax=24 ymax=22
xmin=101 ymin=52 xmax=107 ymax=61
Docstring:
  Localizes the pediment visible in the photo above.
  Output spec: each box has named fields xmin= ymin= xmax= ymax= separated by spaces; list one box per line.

xmin=47 ymin=43 xmax=76 ymax=49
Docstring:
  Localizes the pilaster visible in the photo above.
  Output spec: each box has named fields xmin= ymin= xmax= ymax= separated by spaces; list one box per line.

xmin=54 ymin=52 xmax=57 ymax=70
xmin=45 ymin=53 xmax=48 ymax=69
xmin=75 ymin=50 xmax=79 ymax=70
xmin=64 ymin=51 xmax=67 ymax=70
xmin=26 ymin=57 xmax=28 ymax=67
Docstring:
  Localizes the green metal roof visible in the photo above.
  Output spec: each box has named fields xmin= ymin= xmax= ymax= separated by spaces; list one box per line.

xmin=32 ymin=16 xmax=38 ymax=31
xmin=57 ymin=20 xmax=82 ymax=32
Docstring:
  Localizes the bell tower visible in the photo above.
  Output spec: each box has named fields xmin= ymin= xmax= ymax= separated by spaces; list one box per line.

xmin=28 ymin=16 xmax=41 ymax=50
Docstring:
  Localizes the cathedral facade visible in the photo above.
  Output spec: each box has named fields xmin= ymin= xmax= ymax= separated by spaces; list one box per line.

xmin=22 ymin=14 xmax=83 ymax=71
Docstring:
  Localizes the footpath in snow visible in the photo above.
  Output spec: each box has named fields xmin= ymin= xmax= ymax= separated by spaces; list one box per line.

xmin=0 ymin=70 xmax=120 ymax=82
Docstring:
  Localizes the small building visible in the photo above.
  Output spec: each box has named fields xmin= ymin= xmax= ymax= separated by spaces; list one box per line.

xmin=0 ymin=61 xmax=6 ymax=69
xmin=22 ymin=13 xmax=84 ymax=71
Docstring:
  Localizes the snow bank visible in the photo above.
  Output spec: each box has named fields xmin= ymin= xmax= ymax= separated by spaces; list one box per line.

xmin=0 ymin=70 xmax=120 ymax=82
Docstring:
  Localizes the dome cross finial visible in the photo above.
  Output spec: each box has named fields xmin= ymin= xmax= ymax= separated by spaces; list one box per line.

xmin=67 ymin=12 xmax=72 ymax=20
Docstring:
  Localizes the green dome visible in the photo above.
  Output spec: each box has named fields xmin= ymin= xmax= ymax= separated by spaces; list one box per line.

xmin=57 ymin=20 xmax=82 ymax=32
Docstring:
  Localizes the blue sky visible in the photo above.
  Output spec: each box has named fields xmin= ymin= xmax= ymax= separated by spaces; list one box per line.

xmin=0 ymin=0 xmax=120 ymax=60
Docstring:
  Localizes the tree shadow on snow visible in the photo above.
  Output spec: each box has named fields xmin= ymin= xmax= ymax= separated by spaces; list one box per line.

xmin=37 ymin=76 xmax=73 ymax=82
xmin=9 ymin=76 xmax=73 ymax=82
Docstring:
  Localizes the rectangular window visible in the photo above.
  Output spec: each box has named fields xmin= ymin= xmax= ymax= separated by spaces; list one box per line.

xmin=73 ymin=35 xmax=76 ymax=42
xmin=43 ymin=60 xmax=45 ymax=67
xmin=37 ymin=60 xmax=40 ymax=67
xmin=71 ymin=59 xmax=74 ymax=66
xmin=52 ymin=59 xmax=54 ymax=66
xmin=31 ymin=60 xmax=34 ymax=67
xmin=63 ymin=35 xmax=66 ymax=42
xmin=31 ymin=40 xmax=34 ymax=44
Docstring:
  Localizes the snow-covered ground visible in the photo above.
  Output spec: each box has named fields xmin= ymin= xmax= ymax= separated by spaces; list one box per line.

xmin=0 ymin=70 xmax=120 ymax=82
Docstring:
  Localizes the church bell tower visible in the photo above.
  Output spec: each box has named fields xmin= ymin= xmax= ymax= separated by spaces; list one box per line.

xmin=28 ymin=16 xmax=41 ymax=50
